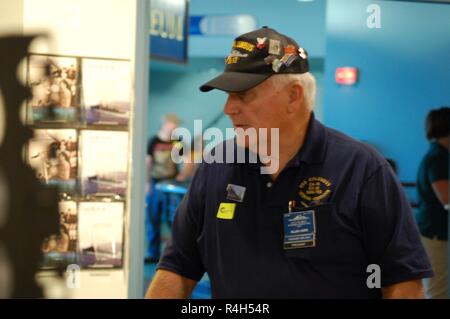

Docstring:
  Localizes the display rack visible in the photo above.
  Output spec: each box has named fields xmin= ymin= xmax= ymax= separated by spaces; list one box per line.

xmin=25 ymin=53 xmax=133 ymax=273
xmin=2 ymin=0 xmax=149 ymax=298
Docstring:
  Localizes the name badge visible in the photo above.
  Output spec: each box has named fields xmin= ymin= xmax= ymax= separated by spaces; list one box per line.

xmin=283 ymin=209 xmax=316 ymax=249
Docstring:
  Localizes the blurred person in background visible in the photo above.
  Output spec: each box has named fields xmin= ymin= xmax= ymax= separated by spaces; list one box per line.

xmin=145 ymin=113 xmax=184 ymax=263
xmin=416 ymin=106 xmax=450 ymax=299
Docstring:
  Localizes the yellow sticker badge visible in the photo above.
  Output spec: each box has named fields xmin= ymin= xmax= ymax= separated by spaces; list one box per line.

xmin=217 ymin=203 xmax=236 ymax=220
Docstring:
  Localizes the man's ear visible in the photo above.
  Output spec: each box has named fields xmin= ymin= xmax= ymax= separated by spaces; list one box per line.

xmin=287 ymin=82 xmax=304 ymax=113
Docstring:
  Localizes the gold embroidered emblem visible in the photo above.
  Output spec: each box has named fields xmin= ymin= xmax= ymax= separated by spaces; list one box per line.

xmin=299 ymin=177 xmax=332 ymax=206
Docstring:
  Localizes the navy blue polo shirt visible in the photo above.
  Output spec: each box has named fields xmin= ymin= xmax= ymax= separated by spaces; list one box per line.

xmin=158 ymin=113 xmax=433 ymax=298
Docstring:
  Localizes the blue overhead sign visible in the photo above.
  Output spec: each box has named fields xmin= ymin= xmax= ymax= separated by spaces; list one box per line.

xmin=189 ymin=15 xmax=257 ymax=36
xmin=150 ymin=0 xmax=188 ymax=63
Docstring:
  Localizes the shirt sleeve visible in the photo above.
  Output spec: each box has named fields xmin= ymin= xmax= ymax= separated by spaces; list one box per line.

xmin=428 ymin=153 xmax=449 ymax=183
xmin=359 ymin=164 xmax=434 ymax=287
xmin=157 ymin=164 xmax=206 ymax=281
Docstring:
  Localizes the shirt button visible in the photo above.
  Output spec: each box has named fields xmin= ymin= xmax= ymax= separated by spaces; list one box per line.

xmin=266 ymin=182 xmax=272 ymax=188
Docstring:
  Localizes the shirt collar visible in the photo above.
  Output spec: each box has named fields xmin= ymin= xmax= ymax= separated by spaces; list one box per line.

xmin=233 ymin=112 xmax=328 ymax=169
xmin=286 ymin=112 xmax=328 ymax=167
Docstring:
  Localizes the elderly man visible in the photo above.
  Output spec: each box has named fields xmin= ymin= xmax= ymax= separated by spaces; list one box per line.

xmin=146 ymin=27 xmax=432 ymax=298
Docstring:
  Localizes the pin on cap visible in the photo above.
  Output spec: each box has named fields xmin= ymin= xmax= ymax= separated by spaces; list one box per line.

xmin=199 ymin=26 xmax=309 ymax=93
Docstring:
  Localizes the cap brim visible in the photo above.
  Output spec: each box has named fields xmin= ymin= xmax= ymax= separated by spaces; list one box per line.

xmin=199 ymin=72 xmax=272 ymax=93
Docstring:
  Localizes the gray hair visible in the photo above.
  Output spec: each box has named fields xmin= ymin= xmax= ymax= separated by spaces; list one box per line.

xmin=269 ymin=72 xmax=316 ymax=110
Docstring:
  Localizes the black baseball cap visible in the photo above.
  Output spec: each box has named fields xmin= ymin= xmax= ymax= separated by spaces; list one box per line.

xmin=200 ymin=26 xmax=309 ymax=93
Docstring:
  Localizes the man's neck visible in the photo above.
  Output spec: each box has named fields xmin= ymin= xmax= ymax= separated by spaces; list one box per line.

xmin=269 ymin=112 xmax=312 ymax=180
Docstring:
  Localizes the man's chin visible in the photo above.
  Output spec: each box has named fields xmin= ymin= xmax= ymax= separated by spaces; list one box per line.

xmin=236 ymin=140 xmax=260 ymax=153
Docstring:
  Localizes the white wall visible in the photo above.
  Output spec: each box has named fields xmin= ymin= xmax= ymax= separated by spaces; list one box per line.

xmin=23 ymin=0 xmax=135 ymax=59
xmin=1 ymin=0 xmax=147 ymax=299
xmin=0 ymin=0 xmax=24 ymax=35
xmin=23 ymin=0 xmax=139 ymax=299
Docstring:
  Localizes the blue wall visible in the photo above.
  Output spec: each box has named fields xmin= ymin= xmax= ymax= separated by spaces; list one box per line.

xmin=324 ymin=0 xmax=450 ymax=182
xmin=189 ymin=0 xmax=327 ymax=58
xmin=148 ymin=58 xmax=230 ymax=138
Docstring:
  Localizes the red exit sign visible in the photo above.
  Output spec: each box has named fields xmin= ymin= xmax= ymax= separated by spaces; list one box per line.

xmin=335 ymin=67 xmax=358 ymax=85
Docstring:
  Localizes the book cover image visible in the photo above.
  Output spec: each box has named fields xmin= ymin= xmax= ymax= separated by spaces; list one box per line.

xmin=80 ymin=130 xmax=128 ymax=197
xmin=78 ymin=201 xmax=124 ymax=268
xmin=28 ymin=129 xmax=78 ymax=194
xmin=40 ymin=200 xmax=78 ymax=269
xmin=28 ymin=55 xmax=80 ymax=123
xmin=81 ymin=59 xmax=131 ymax=126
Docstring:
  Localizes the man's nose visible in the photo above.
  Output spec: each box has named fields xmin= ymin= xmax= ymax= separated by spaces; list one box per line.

xmin=224 ymin=95 xmax=240 ymax=116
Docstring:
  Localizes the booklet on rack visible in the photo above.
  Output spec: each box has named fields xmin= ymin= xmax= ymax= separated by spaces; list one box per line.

xmin=28 ymin=129 xmax=78 ymax=194
xmin=40 ymin=200 xmax=78 ymax=269
xmin=80 ymin=130 xmax=129 ymax=197
xmin=81 ymin=58 xmax=131 ymax=126
xmin=28 ymin=55 xmax=80 ymax=123
xmin=78 ymin=201 xmax=124 ymax=268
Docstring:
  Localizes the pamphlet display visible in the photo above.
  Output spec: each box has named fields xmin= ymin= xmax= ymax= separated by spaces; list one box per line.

xmin=26 ymin=53 xmax=131 ymax=270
